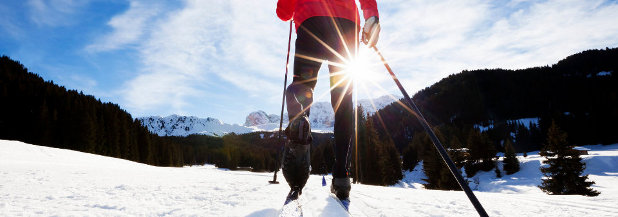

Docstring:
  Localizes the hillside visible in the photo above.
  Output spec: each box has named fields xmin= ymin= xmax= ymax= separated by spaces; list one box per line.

xmin=375 ymin=48 xmax=618 ymax=151
xmin=2 ymin=139 xmax=617 ymax=216
xmin=0 ymin=55 xmax=363 ymax=173
xmin=0 ymin=56 xmax=184 ymax=167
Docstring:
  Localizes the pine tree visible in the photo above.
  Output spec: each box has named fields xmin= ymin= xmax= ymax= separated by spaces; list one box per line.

xmin=539 ymin=121 xmax=600 ymax=196
xmin=359 ymin=116 xmax=380 ymax=184
xmin=378 ymin=136 xmax=403 ymax=185
xmin=466 ymin=128 xmax=483 ymax=162
xmin=479 ymin=131 xmax=496 ymax=171
xmin=503 ymin=138 xmax=520 ymax=175
xmin=323 ymin=139 xmax=335 ymax=174
xmin=365 ymin=116 xmax=402 ymax=185
xmin=423 ymin=141 xmax=461 ymax=190
xmin=310 ymin=144 xmax=326 ymax=174
xmin=401 ymin=141 xmax=419 ymax=171
xmin=422 ymin=128 xmax=460 ymax=190
xmin=465 ymin=128 xmax=483 ymax=177
xmin=422 ymin=140 xmax=441 ymax=189
xmin=494 ymin=165 xmax=502 ymax=178
xmin=448 ymin=135 xmax=466 ymax=168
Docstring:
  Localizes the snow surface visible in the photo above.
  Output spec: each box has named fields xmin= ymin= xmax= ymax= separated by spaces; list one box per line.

xmin=2 ymin=140 xmax=618 ymax=216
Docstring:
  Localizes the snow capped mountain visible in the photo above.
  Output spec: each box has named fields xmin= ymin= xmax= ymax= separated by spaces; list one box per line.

xmin=138 ymin=95 xmax=398 ymax=137
xmin=357 ymin=95 xmax=399 ymax=114
xmin=244 ymin=110 xmax=287 ymax=126
xmin=138 ymin=115 xmax=253 ymax=137
xmin=297 ymin=94 xmax=399 ymax=129
xmin=306 ymin=101 xmax=335 ymax=129
xmin=244 ymin=95 xmax=398 ymax=131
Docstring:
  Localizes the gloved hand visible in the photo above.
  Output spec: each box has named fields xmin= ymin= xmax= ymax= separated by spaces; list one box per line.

xmin=362 ymin=16 xmax=380 ymax=47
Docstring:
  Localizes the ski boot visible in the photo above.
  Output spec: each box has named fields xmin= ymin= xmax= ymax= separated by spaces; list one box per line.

xmin=331 ymin=177 xmax=351 ymax=200
xmin=286 ymin=187 xmax=302 ymax=202
xmin=282 ymin=114 xmax=312 ymax=192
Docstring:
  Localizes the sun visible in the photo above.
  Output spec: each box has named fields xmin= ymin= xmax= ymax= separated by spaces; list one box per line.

xmin=344 ymin=53 xmax=375 ymax=83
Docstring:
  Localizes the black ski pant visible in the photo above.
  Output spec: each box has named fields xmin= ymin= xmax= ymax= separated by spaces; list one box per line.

xmin=287 ymin=16 xmax=357 ymax=179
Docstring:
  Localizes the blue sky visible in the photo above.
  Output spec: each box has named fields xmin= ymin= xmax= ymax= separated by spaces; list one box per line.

xmin=1 ymin=0 xmax=618 ymax=125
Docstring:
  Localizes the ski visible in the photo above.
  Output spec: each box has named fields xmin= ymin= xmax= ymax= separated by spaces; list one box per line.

xmin=279 ymin=190 xmax=303 ymax=217
xmin=323 ymin=177 xmax=351 ymax=215
xmin=329 ymin=193 xmax=351 ymax=213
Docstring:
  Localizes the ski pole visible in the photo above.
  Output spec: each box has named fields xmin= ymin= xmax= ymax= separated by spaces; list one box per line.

xmin=371 ymin=46 xmax=489 ymax=217
xmin=270 ymin=20 xmax=294 ymax=184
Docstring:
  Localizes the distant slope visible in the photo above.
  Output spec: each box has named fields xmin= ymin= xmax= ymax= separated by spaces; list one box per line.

xmin=376 ymin=48 xmax=618 ymax=149
xmin=0 ymin=56 xmax=184 ymax=166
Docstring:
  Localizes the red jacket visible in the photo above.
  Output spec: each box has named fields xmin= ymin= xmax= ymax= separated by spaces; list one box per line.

xmin=276 ymin=0 xmax=379 ymax=30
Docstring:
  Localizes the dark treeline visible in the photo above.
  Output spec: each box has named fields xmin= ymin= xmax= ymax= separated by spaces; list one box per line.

xmin=169 ymin=132 xmax=281 ymax=171
xmin=0 ymin=56 xmax=290 ymax=169
xmin=0 ymin=56 xmax=287 ymax=169
xmin=175 ymin=132 xmax=338 ymax=172
xmin=373 ymin=47 xmax=617 ymax=190
xmin=0 ymin=54 xmax=406 ymax=186
xmin=1 ymin=56 xmax=184 ymax=166
xmin=376 ymin=47 xmax=617 ymax=153
xmin=310 ymin=106 xmax=404 ymax=186
xmin=0 ymin=57 xmax=344 ymax=175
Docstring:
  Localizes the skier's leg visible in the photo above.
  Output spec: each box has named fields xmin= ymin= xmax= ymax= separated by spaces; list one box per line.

xmin=328 ymin=64 xmax=354 ymax=179
xmin=285 ymin=58 xmax=319 ymax=122
xmin=326 ymin=17 xmax=357 ymax=200
xmin=328 ymin=62 xmax=354 ymax=200
xmin=282 ymin=18 xmax=324 ymax=192
xmin=285 ymin=16 xmax=326 ymax=124
xmin=285 ymin=55 xmax=319 ymax=146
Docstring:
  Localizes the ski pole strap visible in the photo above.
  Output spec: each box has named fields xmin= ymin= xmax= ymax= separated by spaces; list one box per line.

xmin=372 ymin=46 xmax=489 ymax=217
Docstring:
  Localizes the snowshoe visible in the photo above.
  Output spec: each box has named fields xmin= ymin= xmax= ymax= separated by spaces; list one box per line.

xmin=330 ymin=177 xmax=351 ymax=200
xmin=282 ymin=141 xmax=311 ymax=190
xmin=282 ymin=114 xmax=312 ymax=190
xmin=285 ymin=114 xmax=312 ymax=144
xmin=285 ymin=188 xmax=302 ymax=203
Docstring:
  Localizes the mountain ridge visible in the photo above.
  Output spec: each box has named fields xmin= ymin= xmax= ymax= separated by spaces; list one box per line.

xmin=139 ymin=95 xmax=398 ymax=137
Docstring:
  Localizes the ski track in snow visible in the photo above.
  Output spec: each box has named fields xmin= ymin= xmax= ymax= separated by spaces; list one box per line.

xmin=1 ymin=140 xmax=618 ymax=216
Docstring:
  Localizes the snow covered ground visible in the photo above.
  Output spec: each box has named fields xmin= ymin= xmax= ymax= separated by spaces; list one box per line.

xmin=1 ymin=140 xmax=617 ymax=216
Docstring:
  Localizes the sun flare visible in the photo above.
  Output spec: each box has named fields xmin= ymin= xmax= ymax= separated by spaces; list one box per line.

xmin=344 ymin=53 xmax=375 ymax=83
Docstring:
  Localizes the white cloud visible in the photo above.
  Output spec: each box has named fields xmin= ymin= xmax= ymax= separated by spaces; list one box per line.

xmin=90 ymin=0 xmax=618 ymax=120
xmin=27 ymin=0 xmax=88 ymax=26
xmin=95 ymin=0 xmax=289 ymax=116
xmin=86 ymin=1 xmax=163 ymax=52
xmin=376 ymin=0 xmax=618 ymax=95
